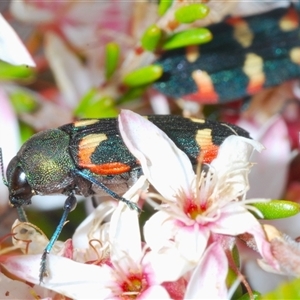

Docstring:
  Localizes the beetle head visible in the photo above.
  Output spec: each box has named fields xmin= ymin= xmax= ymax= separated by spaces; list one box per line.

xmin=6 ymin=156 xmax=34 ymax=207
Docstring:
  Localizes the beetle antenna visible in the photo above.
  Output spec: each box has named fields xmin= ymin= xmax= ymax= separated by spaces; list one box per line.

xmin=0 ymin=148 xmax=8 ymax=186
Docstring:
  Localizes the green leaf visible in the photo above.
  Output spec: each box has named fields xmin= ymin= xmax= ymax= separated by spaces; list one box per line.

xmin=122 ymin=65 xmax=163 ymax=87
xmin=105 ymin=42 xmax=120 ymax=80
xmin=162 ymin=28 xmax=212 ymax=50
xmin=19 ymin=121 xmax=35 ymax=143
xmin=74 ymin=88 xmax=118 ymax=118
xmin=0 ymin=60 xmax=35 ymax=80
xmin=251 ymin=200 xmax=300 ymax=220
xmin=262 ymin=278 xmax=300 ymax=299
xmin=158 ymin=0 xmax=173 ymax=16
xmin=141 ymin=25 xmax=162 ymax=52
xmin=175 ymin=4 xmax=209 ymax=23
xmin=9 ymin=90 xmax=38 ymax=113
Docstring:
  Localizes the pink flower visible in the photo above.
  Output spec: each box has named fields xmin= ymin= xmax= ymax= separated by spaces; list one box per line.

xmin=118 ymin=110 xmax=277 ymax=285
xmin=1 ymin=176 xmax=181 ymax=299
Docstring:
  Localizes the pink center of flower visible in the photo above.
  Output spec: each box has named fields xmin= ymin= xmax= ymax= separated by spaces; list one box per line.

xmin=185 ymin=200 xmax=207 ymax=220
xmin=120 ymin=273 xmax=148 ymax=299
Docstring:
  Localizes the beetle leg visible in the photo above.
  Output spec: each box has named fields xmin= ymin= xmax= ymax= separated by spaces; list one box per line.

xmin=39 ymin=192 xmax=77 ymax=283
xmin=76 ymin=169 xmax=142 ymax=213
xmin=16 ymin=206 xmax=28 ymax=222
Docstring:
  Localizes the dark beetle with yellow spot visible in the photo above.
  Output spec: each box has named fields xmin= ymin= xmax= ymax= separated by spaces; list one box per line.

xmin=1 ymin=114 xmax=249 ymax=282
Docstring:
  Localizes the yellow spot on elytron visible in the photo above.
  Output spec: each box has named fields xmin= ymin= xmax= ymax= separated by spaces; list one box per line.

xmin=290 ymin=47 xmax=300 ymax=64
xmin=79 ymin=133 xmax=107 ymax=149
xmin=232 ymin=20 xmax=254 ymax=48
xmin=74 ymin=119 xmax=99 ymax=127
xmin=279 ymin=9 xmax=299 ymax=31
xmin=189 ymin=117 xmax=205 ymax=124
xmin=185 ymin=45 xmax=200 ymax=63
xmin=195 ymin=128 xmax=212 ymax=148
xmin=243 ymin=53 xmax=265 ymax=80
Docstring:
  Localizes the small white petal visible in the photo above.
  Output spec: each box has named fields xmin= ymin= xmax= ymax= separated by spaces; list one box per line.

xmin=212 ymin=205 xmax=260 ymax=236
xmin=142 ymin=285 xmax=171 ymax=299
xmin=109 ymin=176 xmax=148 ymax=261
xmin=0 ymin=272 xmax=56 ymax=299
xmin=0 ymin=14 xmax=35 ymax=66
xmin=176 ymin=225 xmax=209 ymax=263
xmin=185 ymin=243 xmax=228 ymax=299
xmin=118 ymin=110 xmax=195 ymax=201
xmin=149 ymin=247 xmax=194 ymax=282
xmin=243 ymin=116 xmax=291 ymax=199
xmin=0 ymin=89 xmax=20 ymax=206
xmin=144 ymin=211 xmax=176 ymax=252
xmin=73 ymin=200 xmax=116 ymax=249
xmin=211 ymin=135 xmax=264 ymax=171
xmin=2 ymin=254 xmax=112 ymax=299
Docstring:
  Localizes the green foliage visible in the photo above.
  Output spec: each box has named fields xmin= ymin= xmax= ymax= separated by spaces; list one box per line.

xmin=9 ymin=90 xmax=38 ymax=113
xmin=251 ymin=200 xmax=300 ymax=219
xmin=158 ymin=0 xmax=173 ymax=16
xmin=262 ymin=278 xmax=300 ymax=299
xmin=141 ymin=25 xmax=162 ymax=51
xmin=175 ymin=4 xmax=209 ymax=23
xmin=122 ymin=65 xmax=163 ymax=87
xmin=105 ymin=42 xmax=120 ymax=80
xmin=0 ymin=60 xmax=35 ymax=80
xmin=162 ymin=28 xmax=212 ymax=50
xmin=19 ymin=121 xmax=35 ymax=143
xmin=74 ymin=88 xmax=118 ymax=118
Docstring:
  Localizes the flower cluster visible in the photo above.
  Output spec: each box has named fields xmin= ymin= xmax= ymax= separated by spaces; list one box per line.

xmin=0 ymin=110 xmax=285 ymax=299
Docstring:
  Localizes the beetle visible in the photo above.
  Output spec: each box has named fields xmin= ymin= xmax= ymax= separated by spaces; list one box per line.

xmin=1 ymin=113 xmax=250 ymax=282
xmin=153 ymin=5 xmax=300 ymax=104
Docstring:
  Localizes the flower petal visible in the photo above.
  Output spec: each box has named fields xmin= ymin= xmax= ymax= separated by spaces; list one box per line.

xmin=118 ymin=110 xmax=195 ymax=201
xmin=0 ymin=14 xmax=35 ymax=66
xmin=0 ymin=272 xmax=56 ymax=299
xmin=211 ymin=135 xmax=264 ymax=172
xmin=241 ymin=116 xmax=291 ymax=199
xmin=212 ymin=205 xmax=276 ymax=266
xmin=144 ymin=211 xmax=177 ymax=252
xmin=73 ymin=200 xmax=116 ymax=249
xmin=1 ymin=254 xmax=112 ymax=299
xmin=149 ymin=247 xmax=194 ymax=282
xmin=176 ymin=225 xmax=209 ymax=263
xmin=0 ymin=89 xmax=20 ymax=207
xmin=109 ymin=176 xmax=148 ymax=262
xmin=141 ymin=285 xmax=171 ymax=299
xmin=184 ymin=242 xmax=228 ymax=299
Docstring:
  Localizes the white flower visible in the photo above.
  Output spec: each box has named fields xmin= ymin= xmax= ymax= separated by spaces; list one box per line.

xmin=1 ymin=176 xmax=176 ymax=299
xmin=0 ymin=14 xmax=35 ymax=66
xmin=118 ymin=109 xmax=276 ymax=282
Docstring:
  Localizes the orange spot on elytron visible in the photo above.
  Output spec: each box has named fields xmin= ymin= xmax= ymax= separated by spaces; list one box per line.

xmin=77 ymin=133 xmax=130 ymax=175
xmin=246 ymin=75 xmax=265 ymax=95
xmin=185 ymin=70 xmax=219 ymax=103
xmin=199 ymin=144 xmax=219 ymax=164
xmin=83 ymin=162 xmax=131 ymax=175
xmin=279 ymin=7 xmax=299 ymax=31
xmin=226 ymin=16 xmax=243 ymax=26
xmin=195 ymin=128 xmax=219 ymax=163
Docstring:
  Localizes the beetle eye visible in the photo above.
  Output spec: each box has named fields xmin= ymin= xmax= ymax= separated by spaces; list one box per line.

xmin=10 ymin=166 xmax=33 ymax=206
